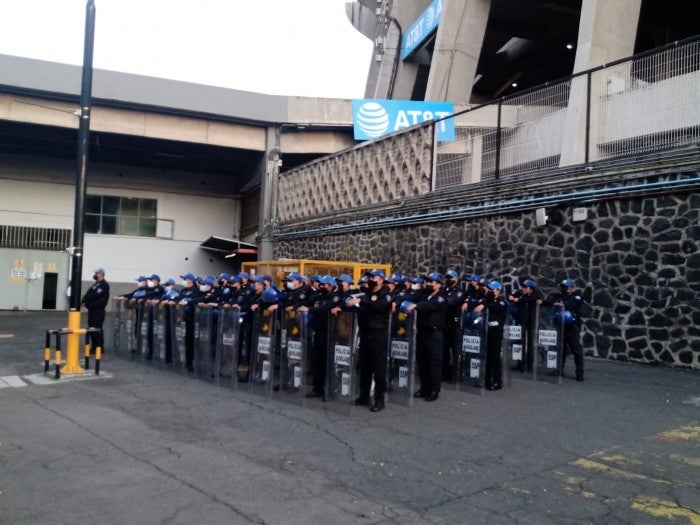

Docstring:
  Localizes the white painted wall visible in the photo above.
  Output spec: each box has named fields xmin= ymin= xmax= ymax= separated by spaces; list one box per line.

xmin=0 ymin=157 xmax=242 ymax=296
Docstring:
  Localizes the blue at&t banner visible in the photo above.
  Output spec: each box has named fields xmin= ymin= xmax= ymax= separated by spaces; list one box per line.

xmin=401 ymin=0 xmax=443 ymax=60
xmin=352 ymin=99 xmax=455 ymax=142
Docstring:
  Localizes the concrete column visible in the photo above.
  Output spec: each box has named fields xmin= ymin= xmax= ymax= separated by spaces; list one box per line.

xmin=364 ymin=0 xmax=430 ymax=100
xmin=424 ymin=0 xmax=491 ymax=104
xmin=559 ymin=0 xmax=642 ymax=166
xmin=257 ymin=127 xmax=281 ymax=261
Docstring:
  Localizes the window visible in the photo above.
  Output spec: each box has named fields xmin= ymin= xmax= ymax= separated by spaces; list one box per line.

xmin=84 ymin=195 xmax=157 ymax=237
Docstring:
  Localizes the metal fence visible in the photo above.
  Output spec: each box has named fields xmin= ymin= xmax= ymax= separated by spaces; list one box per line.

xmin=435 ymin=36 xmax=700 ymax=189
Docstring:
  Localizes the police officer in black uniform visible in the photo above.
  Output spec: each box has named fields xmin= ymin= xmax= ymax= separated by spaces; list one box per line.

xmin=298 ymin=275 xmax=339 ymax=400
xmin=545 ymin=279 xmax=585 ymax=381
xmin=443 ymin=269 xmax=465 ymax=382
xmin=346 ymin=269 xmax=392 ymax=412
xmin=81 ymin=267 xmax=110 ymax=355
xmin=474 ymin=280 xmax=508 ymax=390
xmin=177 ymin=273 xmax=205 ymax=371
xmin=508 ymin=278 xmax=543 ymax=372
xmin=405 ymin=272 xmax=447 ymax=402
xmin=144 ymin=274 xmax=165 ymax=359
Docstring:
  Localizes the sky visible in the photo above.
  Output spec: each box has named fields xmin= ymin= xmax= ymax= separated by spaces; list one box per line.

xmin=0 ymin=0 xmax=374 ymax=98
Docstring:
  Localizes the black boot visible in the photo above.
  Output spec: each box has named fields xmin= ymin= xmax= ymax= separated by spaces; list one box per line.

xmin=371 ymin=395 xmax=385 ymax=412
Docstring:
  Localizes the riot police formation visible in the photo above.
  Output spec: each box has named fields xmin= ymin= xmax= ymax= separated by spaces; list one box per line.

xmin=111 ymin=267 xmax=587 ymax=412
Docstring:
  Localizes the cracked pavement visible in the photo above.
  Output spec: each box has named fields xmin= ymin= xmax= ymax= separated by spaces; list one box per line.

xmin=0 ymin=312 xmax=698 ymax=524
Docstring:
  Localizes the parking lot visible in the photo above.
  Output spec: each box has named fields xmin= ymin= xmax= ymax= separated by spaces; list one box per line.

xmin=1 ymin=311 xmax=698 ymax=524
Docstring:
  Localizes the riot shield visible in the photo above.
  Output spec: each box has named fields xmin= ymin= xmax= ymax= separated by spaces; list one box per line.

xmin=135 ymin=302 xmax=148 ymax=359
xmin=194 ymin=306 xmax=216 ymax=381
xmin=533 ymin=305 xmax=564 ymax=384
xmin=502 ymin=316 xmax=524 ymax=388
xmin=152 ymin=303 xmax=167 ymax=365
xmin=122 ymin=300 xmax=136 ymax=358
xmin=277 ymin=310 xmax=309 ymax=405
xmin=455 ymin=310 xmax=487 ymax=394
xmin=327 ymin=310 xmax=360 ymax=409
xmin=248 ymin=306 xmax=278 ymax=397
xmin=387 ymin=310 xmax=416 ymax=406
xmin=215 ymin=307 xmax=240 ymax=389
xmin=111 ymin=298 xmax=125 ymax=356
xmin=170 ymin=305 xmax=187 ymax=372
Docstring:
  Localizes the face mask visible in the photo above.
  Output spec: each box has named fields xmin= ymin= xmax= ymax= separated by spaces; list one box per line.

xmin=218 ymin=280 xmax=226 ymax=287
xmin=560 ymin=285 xmax=569 ymax=294
xmin=411 ymin=284 xmax=420 ymax=291
xmin=425 ymin=285 xmax=434 ymax=293
xmin=181 ymin=280 xmax=188 ymax=287
xmin=147 ymin=280 xmax=154 ymax=288
xmin=93 ymin=274 xmax=98 ymax=281
xmin=286 ymin=282 xmax=295 ymax=290
xmin=165 ymin=286 xmax=172 ymax=293
xmin=199 ymin=285 xmax=208 ymax=292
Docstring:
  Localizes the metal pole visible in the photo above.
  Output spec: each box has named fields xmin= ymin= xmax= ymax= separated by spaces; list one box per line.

xmin=494 ymin=99 xmax=502 ymax=180
xmin=64 ymin=0 xmax=96 ymax=374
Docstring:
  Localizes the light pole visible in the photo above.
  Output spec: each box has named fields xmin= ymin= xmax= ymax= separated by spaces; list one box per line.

xmin=63 ymin=0 xmax=96 ymax=373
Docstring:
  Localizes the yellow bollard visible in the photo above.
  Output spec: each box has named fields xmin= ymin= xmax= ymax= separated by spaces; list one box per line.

xmin=95 ymin=346 xmax=102 ymax=375
xmin=55 ymin=349 xmax=62 ymax=379
xmin=61 ymin=310 xmax=85 ymax=374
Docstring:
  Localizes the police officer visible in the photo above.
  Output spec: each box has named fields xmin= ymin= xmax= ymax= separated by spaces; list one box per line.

xmin=299 ymin=275 xmax=339 ymax=400
xmin=443 ymin=269 xmax=465 ymax=382
xmin=404 ymin=272 xmax=447 ymax=402
xmin=144 ymin=274 xmax=165 ymax=359
xmin=177 ymin=273 xmax=205 ymax=371
xmin=508 ymin=278 xmax=543 ymax=372
xmin=159 ymin=278 xmax=179 ymax=364
xmin=81 ymin=267 xmax=110 ymax=355
xmin=546 ymin=279 xmax=585 ymax=381
xmin=346 ymin=269 xmax=392 ymax=412
xmin=474 ymin=281 xmax=508 ymax=390
xmin=461 ymin=274 xmax=484 ymax=314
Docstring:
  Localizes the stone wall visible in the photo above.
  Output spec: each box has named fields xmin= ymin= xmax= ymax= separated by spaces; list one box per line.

xmin=275 ymin=192 xmax=700 ymax=368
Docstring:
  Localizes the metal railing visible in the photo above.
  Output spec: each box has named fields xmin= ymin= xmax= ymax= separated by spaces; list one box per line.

xmin=0 ymin=225 xmax=71 ymax=251
xmin=435 ymin=35 xmax=700 ymax=188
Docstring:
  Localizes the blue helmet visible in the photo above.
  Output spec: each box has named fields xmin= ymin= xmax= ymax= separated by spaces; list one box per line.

xmin=399 ymin=300 xmax=415 ymax=314
xmin=555 ymin=309 xmax=576 ymax=325
xmin=427 ymin=272 xmax=444 ymax=284
xmin=463 ymin=310 xmax=484 ymax=326
xmin=262 ymin=287 xmax=281 ymax=303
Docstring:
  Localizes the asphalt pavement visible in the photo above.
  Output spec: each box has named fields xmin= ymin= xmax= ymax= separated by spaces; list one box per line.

xmin=0 ymin=311 xmax=698 ymax=525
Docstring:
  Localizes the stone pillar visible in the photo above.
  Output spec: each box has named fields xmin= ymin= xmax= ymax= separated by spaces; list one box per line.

xmin=559 ymin=0 xmax=642 ymax=167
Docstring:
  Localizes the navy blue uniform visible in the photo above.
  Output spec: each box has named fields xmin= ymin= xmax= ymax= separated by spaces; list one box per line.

xmin=414 ymin=290 xmax=447 ymax=398
xmin=443 ymin=282 xmax=465 ymax=381
xmin=545 ymin=290 xmax=585 ymax=380
xmin=481 ymin=293 xmax=508 ymax=389
xmin=81 ymin=278 xmax=110 ymax=353
xmin=510 ymin=287 xmax=544 ymax=372
xmin=178 ymin=285 xmax=205 ymax=370
xmin=355 ymin=286 xmax=392 ymax=404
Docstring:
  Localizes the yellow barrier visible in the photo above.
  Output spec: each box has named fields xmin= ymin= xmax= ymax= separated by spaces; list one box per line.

xmin=241 ymin=259 xmax=392 ymax=287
